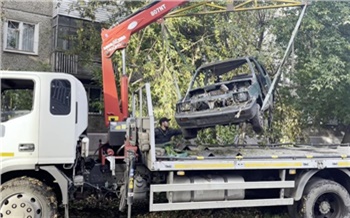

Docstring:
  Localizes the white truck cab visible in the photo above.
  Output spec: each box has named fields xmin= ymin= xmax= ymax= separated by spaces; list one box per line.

xmin=0 ymin=71 xmax=88 ymax=217
xmin=1 ymin=71 xmax=88 ymax=170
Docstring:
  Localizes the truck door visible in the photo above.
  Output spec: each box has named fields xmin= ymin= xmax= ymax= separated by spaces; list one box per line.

xmin=38 ymin=77 xmax=76 ymax=164
xmin=1 ymin=76 xmax=40 ymax=170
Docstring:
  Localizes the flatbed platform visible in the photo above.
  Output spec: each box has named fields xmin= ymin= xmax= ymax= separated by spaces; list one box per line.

xmin=152 ymin=144 xmax=350 ymax=171
xmin=157 ymin=143 xmax=350 ymax=159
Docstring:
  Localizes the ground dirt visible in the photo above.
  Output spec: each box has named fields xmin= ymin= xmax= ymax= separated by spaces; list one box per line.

xmin=67 ymin=197 xmax=289 ymax=218
xmin=69 ymin=208 xmax=289 ymax=218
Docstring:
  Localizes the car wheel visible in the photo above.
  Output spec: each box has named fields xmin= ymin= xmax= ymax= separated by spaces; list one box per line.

xmin=300 ymin=179 xmax=350 ymax=218
xmin=251 ymin=105 xmax=264 ymax=133
xmin=0 ymin=177 xmax=58 ymax=218
xmin=182 ymin=128 xmax=198 ymax=139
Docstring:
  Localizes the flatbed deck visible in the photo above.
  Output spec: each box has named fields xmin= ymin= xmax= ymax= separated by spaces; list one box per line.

xmin=158 ymin=143 xmax=350 ymax=158
xmin=153 ymin=144 xmax=350 ymax=171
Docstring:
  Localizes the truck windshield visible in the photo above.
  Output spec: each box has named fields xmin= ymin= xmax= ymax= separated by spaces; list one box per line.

xmin=1 ymin=78 xmax=34 ymax=122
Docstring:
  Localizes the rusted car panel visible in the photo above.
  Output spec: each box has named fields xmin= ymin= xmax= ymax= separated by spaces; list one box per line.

xmin=175 ymin=57 xmax=272 ymax=139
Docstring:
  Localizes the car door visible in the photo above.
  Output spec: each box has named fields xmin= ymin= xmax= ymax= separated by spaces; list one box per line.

xmin=254 ymin=60 xmax=274 ymax=108
xmin=251 ymin=59 xmax=270 ymax=96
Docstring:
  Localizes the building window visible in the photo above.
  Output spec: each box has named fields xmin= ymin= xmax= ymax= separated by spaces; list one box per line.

xmin=50 ymin=79 xmax=71 ymax=115
xmin=3 ymin=20 xmax=39 ymax=54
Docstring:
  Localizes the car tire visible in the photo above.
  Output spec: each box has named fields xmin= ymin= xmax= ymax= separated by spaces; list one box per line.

xmin=0 ymin=176 xmax=58 ymax=218
xmin=182 ymin=128 xmax=198 ymax=139
xmin=300 ymin=179 xmax=350 ymax=218
xmin=251 ymin=105 xmax=264 ymax=133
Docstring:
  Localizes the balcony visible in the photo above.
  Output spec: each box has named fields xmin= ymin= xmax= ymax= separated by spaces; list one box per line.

xmin=52 ymin=51 xmax=101 ymax=77
xmin=52 ymin=51 xmax=78 ymax=74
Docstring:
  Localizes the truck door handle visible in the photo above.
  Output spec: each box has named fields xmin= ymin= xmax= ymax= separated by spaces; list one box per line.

xmin=19 ymin=144 xmax=35 ymax=152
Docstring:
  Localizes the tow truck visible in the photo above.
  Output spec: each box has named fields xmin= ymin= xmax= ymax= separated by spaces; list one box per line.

xmin=2 ymin=1 xmax=350 ymax=218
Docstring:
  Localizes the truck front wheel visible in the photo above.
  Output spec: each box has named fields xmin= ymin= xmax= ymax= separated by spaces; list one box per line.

xmin=301 ymin=179 xmax=350 ymax=218
xmin=0 ymin=177 xmax=58 ymax=218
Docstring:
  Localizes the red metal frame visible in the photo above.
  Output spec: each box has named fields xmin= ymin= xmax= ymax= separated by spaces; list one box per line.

xmin=100 ymin=0 xmax=188 ymax=126
xmin=99 ymin=139 xmax=138 ymax=166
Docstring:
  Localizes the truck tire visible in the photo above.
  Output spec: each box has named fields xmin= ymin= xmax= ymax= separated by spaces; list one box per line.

xmin=182 ymin=128 xmax=198 ymax=139
xmin=288 ymin=177 xmax=321 ymax=218
xmin=0 ymin=176 xmax=58 ymax=218
xmin=301 ymin=179 xmax=350 ymax=218
xmin=251 ymin=105 xmax=264 ymax=133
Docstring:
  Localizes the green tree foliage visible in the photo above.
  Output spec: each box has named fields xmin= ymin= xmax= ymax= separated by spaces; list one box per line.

xmin=1 ymin=89 xmax=32 ymax=111
xmin=1 ymin=86 xmax=33 ymax=122
xmin=273 ymin=3 xmax=350 ymax=140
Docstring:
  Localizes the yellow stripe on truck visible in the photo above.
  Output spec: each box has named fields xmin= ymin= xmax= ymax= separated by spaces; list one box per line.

xmin=338 ymin=161 xmax=350 ymax=167
xmin=245 ymin=162 xmax=302 ymax=168
xmin=174 ymin=163 xmax=234 ymax=169
xmin=0 ymin=152 xmax=14 ymax=157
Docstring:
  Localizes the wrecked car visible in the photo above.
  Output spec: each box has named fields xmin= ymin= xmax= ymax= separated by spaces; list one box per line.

xmin=175 ymin=57 xmax=273 ymax=139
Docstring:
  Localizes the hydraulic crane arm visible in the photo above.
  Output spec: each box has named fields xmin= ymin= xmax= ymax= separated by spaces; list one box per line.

xmin=101 ymin=0 xmax=188 ymax=126
xmin=102 ymin=1 xmax=188 ymax=58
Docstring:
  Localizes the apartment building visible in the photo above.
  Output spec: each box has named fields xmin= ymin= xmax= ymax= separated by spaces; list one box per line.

xmin=1 ymin=0 xmax=53 ymax=71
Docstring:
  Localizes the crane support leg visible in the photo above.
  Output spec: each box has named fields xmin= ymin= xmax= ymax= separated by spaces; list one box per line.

xmin=126 ymin=151 xmax=136 ymax=218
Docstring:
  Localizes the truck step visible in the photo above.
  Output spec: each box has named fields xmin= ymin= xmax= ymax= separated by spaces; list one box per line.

xmin=150 ymin=198 xmax=294 ymax=211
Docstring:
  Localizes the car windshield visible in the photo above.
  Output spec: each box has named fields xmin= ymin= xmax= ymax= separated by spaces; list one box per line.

xmin=191 ymin=59 xmax=251 ymax=89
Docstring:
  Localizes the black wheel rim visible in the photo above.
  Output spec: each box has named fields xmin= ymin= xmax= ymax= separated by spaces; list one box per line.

xmin=313 ymin=192 xmax=343 ymax=218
